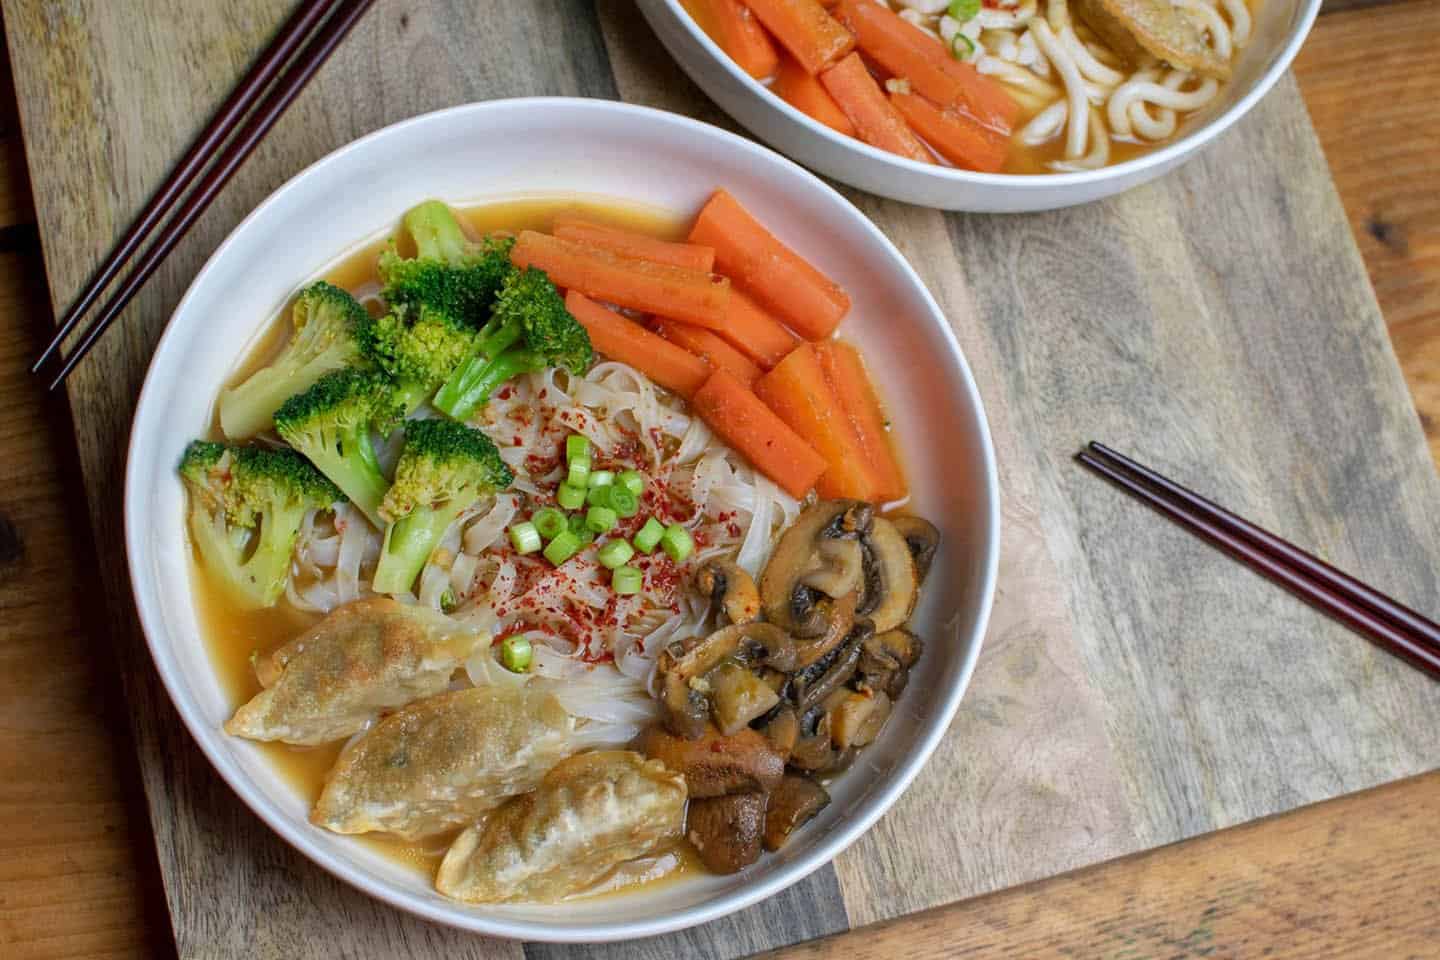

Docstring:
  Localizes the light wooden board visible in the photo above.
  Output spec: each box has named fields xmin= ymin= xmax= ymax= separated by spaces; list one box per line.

xmin=3 ymin=1 xmax=1438 ymax=957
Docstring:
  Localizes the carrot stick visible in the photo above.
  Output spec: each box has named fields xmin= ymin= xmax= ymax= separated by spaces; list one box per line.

xmin=815 ymin=340 xmax=906 ymax=500
xmin=695 ymin=0 xmax=782 ymax=79
xmin=511 ymin=230 xmax=730 ymax=328
xmin=890 ymin=91 xmax=1009 ymax=173
xmin=566 ymin=291 xmax=710 ymax=398
xmin=714 ymin=287 xmax=800 ymax=369
xmin=819 ymin=53 xmax=933 ymax=163
xmin=772 ymin=52 xmax=855 ymax=136
xmin=552 ymin=216 xmax=716 ymax=272
xmin=653 ymin=317 xmax=763 ymax=387
xmin=687 ymin=189 xmax=850 ymax=340
xmin=755 ymin=344 xmax=881 ymax=500
xmin=740 ymin=0 xmax=854 ymax=75
xmin=832 ymin=0 xmax=1017 ymax=134
xmin=692 ymin=368 xmax=828 ymax=498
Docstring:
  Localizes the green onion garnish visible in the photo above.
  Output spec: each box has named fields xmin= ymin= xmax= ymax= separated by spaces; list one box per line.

xmin=598 ymin=538 xmax=636 ymax=569
xmin=633 ymin=517 xmax=665 ymax=554
xmin=499 ymin=635 xmax=533 ymax=672
xmin=661 ymin=523 xmax=694 ymax=562
xmin=618 ymin=470 xmax=645 ymax=496
xmin=544 ymin=529 xmax=582 ymax=565
xmin=532 ymin=507 xmax=567 ymax=540
xmin=567 ymin=455 xmax=591 ymax=488
xmin=948 ymin=0 xmax=980 ymax=23
xmin=508 ymin=521 xmax=541 ymax=555
xmin=604 ymin=484 xmax=639 ymax=518
xmin=556 ymin=482 xmax=587 ymax=511
xmin=440 ymin=588 xmax=458 ymax=613
xmin=587 ymin=469 xmax=615 ymax=488
xmin=951 ymin=32 xmax=975 ymax=58
xmin=568 ymin=513 xmax=596 ymax=546
xmin=586 ymin=505 xmax=618 ymax=534
xmin=612 ymin=565 xmax=643 ymax=595
xmin=566 ymin=434 xmax=590 ymax=463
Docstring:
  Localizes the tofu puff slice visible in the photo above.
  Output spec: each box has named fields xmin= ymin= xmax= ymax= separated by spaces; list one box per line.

xmin=436 ymin=751 xmax=687 ymax=904
xmin=225 ymin=598 xmax=482 ymax=746
xmin=312 ymin=685 xmax=632 ymax=840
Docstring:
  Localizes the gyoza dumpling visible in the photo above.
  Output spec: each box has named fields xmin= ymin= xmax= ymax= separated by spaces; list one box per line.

xmin=224 ymin=598 xmax=480 ymax=745
xmin=435 ymin=751 xmax=687 ymax=903
xmin=311 ymin=684 xmax=630 ymax=839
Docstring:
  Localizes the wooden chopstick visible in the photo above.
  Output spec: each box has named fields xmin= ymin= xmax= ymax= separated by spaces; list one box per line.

xmin=1078 ymin=442 xmax=1440 ymax=679
xmin=42 ymin=0 xmax=377 ymax=389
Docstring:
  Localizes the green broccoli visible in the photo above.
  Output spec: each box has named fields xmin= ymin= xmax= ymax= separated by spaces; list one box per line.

xmin=371 ymin=418 xmax=513 ymax=596
xmin=272 ymin=369 xmax=403 ymax=527
xmin=378 ymin=200 xmax=516 ymax=323
xmin=430 ymin=267 xmax=593 ymax=421
xmin=358 ymin=301 xmax=479 ymax=411
xmin=179 ymin=440 xmax=342 ymax=608
xmin=218 ymin=281 xmax=368 ymax=439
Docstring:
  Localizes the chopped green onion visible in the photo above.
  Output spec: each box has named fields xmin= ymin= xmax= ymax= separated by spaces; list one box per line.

xmin=661 ymin=523 xmax=695 ymax=562
xmin=597 ymin=538 xmax=635 ymax=569
xmin=532 ymin=507 xmax=567 ymax=540
xmin=544 ymin=529 xmax=582 ymax=565
xmin=567 ymin=455 xmax=591 ymax=488
xmin=951 ymin=32 xmax=975 ymax=59
xmin=440 ymin=588 xmax=458 ymax=613
xmin=947 ymin=0 xmax=980 ymax=22
xmin=587 ymin=483 xmax=611 ymax=507
xmin=556 ymin=482 xmax=587 ymax=511
xmin=586 ymin=505 xmax=618 ymax=533
xmin=568 ymin=513 xmax=596 ymax=545
xmin=612 ymin=565 xmax=643 ymax=595
xmin=566 ymin=434 xmax=590 ymax=463
xmin=509 ymin=521 xmax=542 ymax=555
xmin=618 ymin=470 xmax=645 ymax=496
xmin=604 ymin=484 xmax=639 ymax=518
xmin=633 ymin=517 xmax=665 ymax=554
xmin=499 ymin=635 xmax=533 ymax=673
xmin=587 ymin=469 xmax=615 ymax=488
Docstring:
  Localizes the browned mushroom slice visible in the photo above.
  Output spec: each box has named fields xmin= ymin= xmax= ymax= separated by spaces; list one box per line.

xmin=858 ymin=628 xmax=922 ymax=699
xmin=761 ymin=500 xmax=872 ymax=636
xmin=827 ymin=689 xmax=893 ymax=748
xmin=858 ymin=518 xmax=918 ymax=633
xmin=800 ymin=538 xmax=864 ymax=598
xmin=760 ymin=703 xmax=800 ymax=760
xmin=709 ymin=660 xmax=781 ymax=735
xmin=640 ymin=724 xmax=784 ymax=798
xmin=657 ymin=622 xmax=799 ymax=737
xmin=763 ymin=775 xmax=831 ymax=851
xmin=1072 ymin=0 xmax=1231 ymax=80
xmin=792 ymin=591 xmax=858 ymax=668
xmin=889 ymin=516 xmax=939 ymax=585
xmin=789 ymin=711 xmax=835 ymax=773
xmin=687 ymin=793 xmax=766 ymax=874
xmin=694 ymin=559 xmax=760 ymax=625
xmin=793 ymin=623 xmax=868 ymax=714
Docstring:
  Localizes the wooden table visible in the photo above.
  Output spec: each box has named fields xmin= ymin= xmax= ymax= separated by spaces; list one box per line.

xmin=1 ymin=1 xmax=1438 ymax=957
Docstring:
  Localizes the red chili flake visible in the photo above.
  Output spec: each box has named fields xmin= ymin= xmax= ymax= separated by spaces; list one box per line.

xmin=513 ymin=436 xmax=523 ymax=446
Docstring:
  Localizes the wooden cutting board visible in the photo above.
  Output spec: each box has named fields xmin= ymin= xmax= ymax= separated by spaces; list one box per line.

xmin=5 ymin=2 xmax=1437 ymax=957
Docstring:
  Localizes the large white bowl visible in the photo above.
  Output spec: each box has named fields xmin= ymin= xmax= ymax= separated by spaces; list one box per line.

xmin=124 ymin=98 xmax=999 ymax=942
xmin=639 ymin=0 xmax=1321 ymax=212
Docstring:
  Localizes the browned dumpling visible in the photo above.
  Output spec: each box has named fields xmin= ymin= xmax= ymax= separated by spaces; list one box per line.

xmin=311 ymin=685 xmax=606 ymax=839
xmin=435 ymin=751 xmax=687 ymax=903
xmin=224 ymin=598 xmax=480 ymax=746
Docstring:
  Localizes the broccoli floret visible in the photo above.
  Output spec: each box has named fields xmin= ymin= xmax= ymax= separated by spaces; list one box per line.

xmin=370 ymin=418 xmax=513 ymax=596
xmin=430 ymin=267 xmax=593 ymax=421
xmin=218 ymin=281 xmax=368 ymax=439
xmin=273 ymin=369 xmax=403 ymax=527
xmin=378 ymin=200 xmax=515 ymax=322
xmin=358 ymin=302 xmax=479 ymax=411
xmin=179 ymin=440 xmax=341 ymax=608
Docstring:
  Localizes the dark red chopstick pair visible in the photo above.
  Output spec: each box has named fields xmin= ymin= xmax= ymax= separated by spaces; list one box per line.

xmin=1079 ymin=442 xmax=1440 ymax=679
xmin=32 ymin=0 xmax=376 ymax=389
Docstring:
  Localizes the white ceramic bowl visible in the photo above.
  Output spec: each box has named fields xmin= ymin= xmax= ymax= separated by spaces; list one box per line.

xmin=639 ymin=0 xmax=1321 ymax=212
xmin=125 ymin=98 xmax=999 ymax=941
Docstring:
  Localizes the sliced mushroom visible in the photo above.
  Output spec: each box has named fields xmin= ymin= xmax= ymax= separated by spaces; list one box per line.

xmin=761 ymin=500 xmax=872 ymax=636
xmin=763 ymin=775 xmax=830 ymax=851
xmin=889 ymin=516 xmax=939 ymax=585
xmin=826 ymin=689 xmax=892 ymax=749
xmin=695 ymin=559 xmax=760 ymax=625
xmin=858 ymin=628 xmax=921 ymax=699
xmin=800 ymin=538 xmax=864 ymax=598
xmin=640 ymin=724 xmax=784 ymax=798
xmin=792 ymin=591 xmax=858 ymax=668
xmin=657 ymin=622 xmax=799 ymax=737
xmin=789 ymin=710 xmax=835 ymax=772
xmin=853 ymin=691 xmax=892 ymax=748
xmin=709 ymin=660 xmax=781 ymax=735
xmin=793 ymin=623 xmax=868 ymax=714
xmin=858 ymin=518 xmax=918 ymax=633
xmin=687 ymin=793 xmax=766 ymax=874
xmin=759 ymin=703 xmax=799 ymax=760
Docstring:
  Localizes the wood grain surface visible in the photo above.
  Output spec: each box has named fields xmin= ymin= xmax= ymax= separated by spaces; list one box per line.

xmin=1 ymin=0 xmax=1437 ymax=958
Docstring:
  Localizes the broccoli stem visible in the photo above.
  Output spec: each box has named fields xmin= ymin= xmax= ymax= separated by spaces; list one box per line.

xmin=431 ymin=319 xmax=525 ymax=419
xmin=372 ymin=502 xmax=464 ymax=595
xmin=307 ymin=429 xmax=389 ymax=527
xmin=439 ymin=350 xmax=547 ymax=422
xmin=405 ymin=201 xmax=468 ymax=264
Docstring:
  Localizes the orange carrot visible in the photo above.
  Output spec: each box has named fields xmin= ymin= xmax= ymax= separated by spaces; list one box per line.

xmin=696 ymin=0 xmax=782 ymax=79
xmin=566 ymin=291 xmax=710 ymax=398
xmin=740 ymin=0 xmax=854 ymax=75
xmin=653 ymin=317 xmax=763 ymax=387
xmin=816 ymin=340 xmax=906 ymax=501
xmin=890 ymin=91 xmax=1008 ymax=173
xmin=832 ymin=0 xmax=1017 ymax=134
xmin=553 ymin=216 xmax=716 ymax=272
xmin=771 ymin=52 xmax=855 ymax=136
xmin=755 ymin=344 xmax=880 ymax=500
xmin=511 ymin=230 xmax=730 ymax=328
xmin=692 ymin=368 xmax=828 ymax=498
xmin=687 ymin=189 xmax=850 ymax=340
xmin=714 ymin=287 xmax=800 ymax=369
xmin=819 ymin=53 xmax=933 ymax=163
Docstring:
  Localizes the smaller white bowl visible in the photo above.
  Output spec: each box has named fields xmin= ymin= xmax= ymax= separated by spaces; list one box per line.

xmin=638 ymin=0 xmax=1321 ymax=212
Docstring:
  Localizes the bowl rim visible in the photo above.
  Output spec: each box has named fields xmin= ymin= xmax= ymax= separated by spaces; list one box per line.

xmin=653 ymin=0 xmax=1323 ymax=190
xmin=123 ymin=96 xmax=1001 ymax=942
